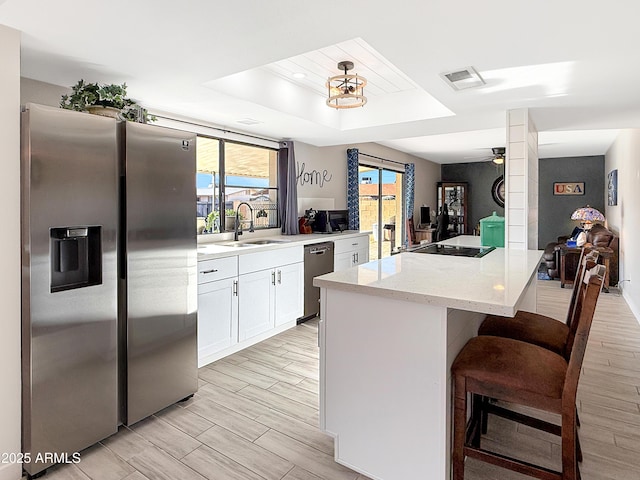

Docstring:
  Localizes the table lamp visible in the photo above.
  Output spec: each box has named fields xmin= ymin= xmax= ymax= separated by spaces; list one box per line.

xmin=570 ymin=206 xmax=605 ymax=231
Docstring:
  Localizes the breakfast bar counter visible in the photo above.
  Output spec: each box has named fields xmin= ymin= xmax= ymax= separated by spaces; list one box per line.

xmin=313 ymin=240 xmax=542 ymax=480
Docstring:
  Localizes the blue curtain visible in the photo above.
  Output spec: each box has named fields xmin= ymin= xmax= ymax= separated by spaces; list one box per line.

xmin=347 ymin=148 xmax=360 ymax=230
xmin=405 ymin=162 xmax=415 ymax=222
xmin=278 ymin=141 xmax=299 ymax=235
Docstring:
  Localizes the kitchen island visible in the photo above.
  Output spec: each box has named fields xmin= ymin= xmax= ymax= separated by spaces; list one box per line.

xmin=314 ymin=239 xmax=542 ymax=480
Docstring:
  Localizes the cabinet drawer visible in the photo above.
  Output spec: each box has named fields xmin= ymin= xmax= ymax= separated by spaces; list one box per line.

xmin=333 ymin=234 xmax=369 ymax=254
xmin=198 ymin=256 xmax=238 ymax=284
xmin=239 ymin=245 xmax=303 ymax=274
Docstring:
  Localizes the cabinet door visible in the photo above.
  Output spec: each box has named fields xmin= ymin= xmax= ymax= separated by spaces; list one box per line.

xmin=354 ymin=246 xmax=369 ymax=266
xmin=275 ymin=262 xmax=303 ymax=326
xmin=334 ymin=251 xmax=353 ymax=272
xmin=197 ymin=277 xmax=238 ymax=360
xmin=238 ymin=269 xmax=275 ymax=341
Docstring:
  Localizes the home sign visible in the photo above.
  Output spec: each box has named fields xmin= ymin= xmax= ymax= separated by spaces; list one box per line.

xmin=553 ymin=182 xmax=585 ymax=195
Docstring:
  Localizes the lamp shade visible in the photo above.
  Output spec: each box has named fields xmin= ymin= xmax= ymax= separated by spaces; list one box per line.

xmin=570 ymin=206 xmax=605 ymax=222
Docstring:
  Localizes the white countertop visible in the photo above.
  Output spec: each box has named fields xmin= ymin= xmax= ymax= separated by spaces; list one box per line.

xmin=314 ymin=243 xmax=542 ymax=317
xmin=197 ymin=230 xmax=367 ymax=260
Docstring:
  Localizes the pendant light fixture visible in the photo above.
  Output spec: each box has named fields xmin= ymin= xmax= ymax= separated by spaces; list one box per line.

xmin=326 ymin=61 xmax=367 ymax=109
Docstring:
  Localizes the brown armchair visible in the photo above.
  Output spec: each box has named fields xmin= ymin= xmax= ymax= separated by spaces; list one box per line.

xmin=543 ymin=224 xmax=619 ymax=288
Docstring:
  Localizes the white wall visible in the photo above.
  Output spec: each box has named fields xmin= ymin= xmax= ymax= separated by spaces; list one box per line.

xmin=21 ymin=77 xmax=70 ymax=107
xmin=294 ymin=140 xmax=440 ymax=217
xmin=605 ymin=130 xmax=640 ymax=321
xmin=0 ymin=24 xmax=23 ymax=480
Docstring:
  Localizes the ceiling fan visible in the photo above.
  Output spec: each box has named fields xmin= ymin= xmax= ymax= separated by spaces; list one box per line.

xmin=489 ymin=147 xmax=505 ymax=164
xmin=464 ymin=146 xmax=506 ymax=164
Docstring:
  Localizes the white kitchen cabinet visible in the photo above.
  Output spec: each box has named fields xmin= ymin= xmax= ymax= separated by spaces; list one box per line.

xmin=238 ymin=268 xmax=275 ymax=341
xmin=333 ymin=234 xmax=370 ymax=272
xmin=197 ymin=256 xmax=238 ymax=366
xmin=238 ymin=245 xmax=304 ymax=341
xmin=274 ymin=261 xmax=304 ymax=327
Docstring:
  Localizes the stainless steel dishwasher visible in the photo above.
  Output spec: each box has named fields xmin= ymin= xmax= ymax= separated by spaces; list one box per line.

xmin=300 ymin=241 xmax=334 ymax=323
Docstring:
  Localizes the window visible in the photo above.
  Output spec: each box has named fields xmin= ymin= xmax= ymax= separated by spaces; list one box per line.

xmin=196 ymin=136 xmax=278 ymax=234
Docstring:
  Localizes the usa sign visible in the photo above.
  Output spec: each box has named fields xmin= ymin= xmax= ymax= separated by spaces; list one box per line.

xmin=553 ymin=182 xmax=585 ymax=195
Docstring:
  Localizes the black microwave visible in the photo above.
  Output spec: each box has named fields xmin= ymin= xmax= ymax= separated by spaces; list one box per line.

xmin=311 ymin=210 xmax=349 ymax=233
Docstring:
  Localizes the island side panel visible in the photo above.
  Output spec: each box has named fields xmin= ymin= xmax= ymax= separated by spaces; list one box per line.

xmin=319 ymin=287 xmax=449 ymax=480
xmin=444 ymin=308 xmax=486 ymax=479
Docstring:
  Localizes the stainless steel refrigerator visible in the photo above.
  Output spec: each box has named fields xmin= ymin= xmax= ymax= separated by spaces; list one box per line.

xmin=21 ymin=103 xmax=197 ymax=477
xmin=119 ymin=121 xmax=198 ymax=425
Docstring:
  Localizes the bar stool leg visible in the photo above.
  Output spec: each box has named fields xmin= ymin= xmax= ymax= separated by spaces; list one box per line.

xmin=561 ymin=411 xmax=578 ymax=480
xmin=452 ymin=375 xmax=467 ymax=480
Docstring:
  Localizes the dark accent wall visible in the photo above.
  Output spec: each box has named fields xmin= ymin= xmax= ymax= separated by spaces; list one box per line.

xmin=538 ymin=155 xmax=605 ymax=249
xmin=441 ymin=162 xmax=505 ymax=232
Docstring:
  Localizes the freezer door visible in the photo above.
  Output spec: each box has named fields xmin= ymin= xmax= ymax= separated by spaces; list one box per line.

xmin=21 ymin=104 xmax=119 ymax=476
xmin=122 ymin=122 xmax=198 ymax=425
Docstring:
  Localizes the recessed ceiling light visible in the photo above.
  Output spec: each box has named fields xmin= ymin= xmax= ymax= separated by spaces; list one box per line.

xmin=292 ymin=72 xmax=306 ymax=79
xmin=237 ymin=118 xmax=262 ymax=125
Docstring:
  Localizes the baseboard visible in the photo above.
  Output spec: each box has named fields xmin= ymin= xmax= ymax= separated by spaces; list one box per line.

xmin=623 ymin=289 xmax=640 ymax=325
xmin=0 ymin=462 xmax=22 ymax=480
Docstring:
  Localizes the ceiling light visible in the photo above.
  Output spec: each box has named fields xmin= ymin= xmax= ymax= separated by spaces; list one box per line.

xmin=326 ymin=61 xmax=367 ymax=109
xmin=292 ymin=72 xmax=306 ymax=79
xmin=491 ymin=147 xmax=505 ymax=164
xmin=236 ymin=118 xmax=262 ymax=125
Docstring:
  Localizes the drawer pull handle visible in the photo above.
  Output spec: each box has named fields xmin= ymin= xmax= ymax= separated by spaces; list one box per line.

xmin=202 ymin=269 xmax=219 ymax=274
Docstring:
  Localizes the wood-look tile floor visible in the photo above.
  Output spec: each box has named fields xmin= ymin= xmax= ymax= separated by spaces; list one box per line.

xmin=38 ymin=280 xmax=639 ymax=480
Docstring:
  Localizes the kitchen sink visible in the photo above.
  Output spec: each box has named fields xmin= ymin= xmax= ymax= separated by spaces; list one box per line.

xmin=242 ymin=239 xmax=289 ymax=245
xmin=220 ymin=242 xmax=258 ymax=248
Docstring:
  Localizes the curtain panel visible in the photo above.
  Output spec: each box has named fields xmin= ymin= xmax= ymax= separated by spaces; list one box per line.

xmin=405 ymin=162 xmax=415 ymax=222
xmin=278 ymin=141 xmax=299 ymax=235
xmin=346 ymin=148 xmax=360 ymax=231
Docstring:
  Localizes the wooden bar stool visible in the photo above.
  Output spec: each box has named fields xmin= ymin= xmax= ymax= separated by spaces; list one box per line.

xmin=477 ymin=249 xmax=599 ymax=356
xmin=451 ymin=264 xmax=606 ymax=480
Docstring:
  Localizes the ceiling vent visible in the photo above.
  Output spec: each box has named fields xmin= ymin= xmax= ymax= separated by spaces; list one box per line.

xmin=440 ymin=66 xmax=485 ymax=91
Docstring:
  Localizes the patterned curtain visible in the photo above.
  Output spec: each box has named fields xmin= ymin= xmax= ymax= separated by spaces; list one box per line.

xmin=405 ymin=162 xmax=415 ymax=222
xmin=346 ymin=148 xmax=360 ymax=230
xmin=278 ymin=141 xmax=299 ymax=235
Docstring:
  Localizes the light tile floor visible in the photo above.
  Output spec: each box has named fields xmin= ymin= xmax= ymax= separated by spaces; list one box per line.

xmin=34 ymin=280 xmax=640 ymax=480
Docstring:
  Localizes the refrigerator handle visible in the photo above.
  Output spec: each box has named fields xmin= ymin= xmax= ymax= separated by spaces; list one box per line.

xmin=118 ymin=176 xmax=127 ymax=280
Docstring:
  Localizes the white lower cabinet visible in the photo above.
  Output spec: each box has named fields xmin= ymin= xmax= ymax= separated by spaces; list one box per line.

xmin=274 ymin=262 xmax=304 ymax=327
xmin=198 ymin=277 xmax=238 ymax=359
xmin=334 ymin=251 xmax=353 ymax=272
xmin=238 ymin=246 xmax=304 ymax=341
xmin=333 ymin=234 xmax=370 ymax=272
xmin=238 ymin=268 xmax=275 ymax=341
xmin=197 ymin=256 xmax=239 ymax=366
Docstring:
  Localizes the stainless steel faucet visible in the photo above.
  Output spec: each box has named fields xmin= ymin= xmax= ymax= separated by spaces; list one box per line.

xmin=234 ymin=202 xmax=254 ymax=241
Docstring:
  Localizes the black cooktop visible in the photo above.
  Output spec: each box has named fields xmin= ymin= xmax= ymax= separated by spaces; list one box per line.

xmin=411 ymin=244 xmax=496 ymax=258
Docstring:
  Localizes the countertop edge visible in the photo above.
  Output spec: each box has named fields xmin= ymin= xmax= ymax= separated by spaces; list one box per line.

xmin=313 ymin=277 xmax=518 ymax=316
xmin=197 ymin=230 xmax=367 ymax=260
xmin=314 ymin=248 xmax=543 ymax=317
